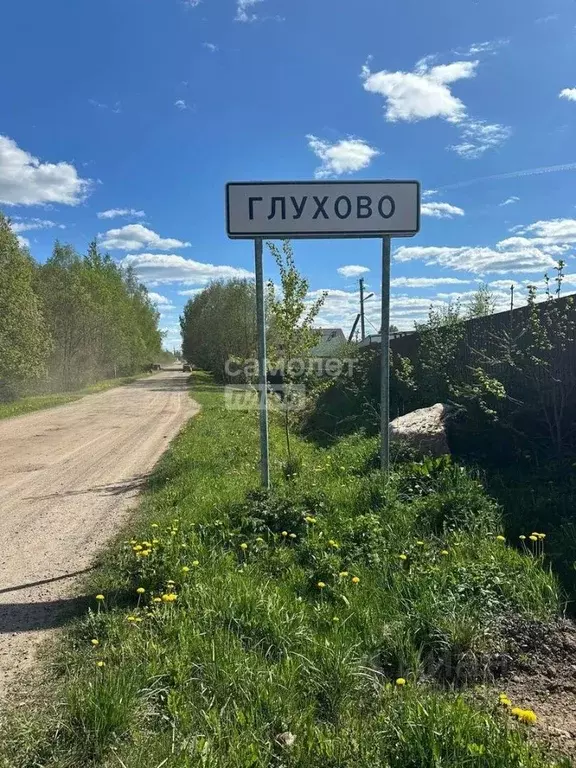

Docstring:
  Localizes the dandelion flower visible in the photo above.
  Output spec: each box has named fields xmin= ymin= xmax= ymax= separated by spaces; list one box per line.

xmin=496 ymin=535 xmax=506 ymax=542
xmin=538 ymin=533 xmax=546 ymax=540
xmin=281 ymin=531 xmax=288 ymax=537
xmin=332 ymin=617 xmax=340 ymax=622
xmin=399 ymin=554 xmax=407 ymax=561
xmin=441 ymin=550 xmax=449 ymax=556
xmin=395 ymin=678 xmax=406 ymax=686
xmin=152 ymin=539 xmax=160 ymax=545
xmin=91 ymin=639 xmax=99 ymax=646
xmin=162 ymin=593 xmax=178 ymax=602
xmin=151 ymin=523 xmax=159 ymax=529
xmin=136 ymin=587 xmax=146 ymax=594
xmin=95 ymin=594 xmax=105 ymax=601
xmin=499 ymin=694 xmax=512 ymax=707
xmin=130 ymin=539 xmax=137 ymax=545
xmin=240 ymin=543 xmax=248 ymax=550
xmin=519 ymin=535 xmax=526 ymax=541
xmin=96 ymin=660 xmax=106 ymax=668
xmin=518 ymin=709 xmax=538 ymax=725
xmin=152 ymin=597 xmax=162 ymax=603
xmin=289 ymin=533 xmax=297 ymax=539
xmin=133 ymin=545 xmax=143 ymax=552
xmin=339 ymin=571 xmax=349 ymax=578
xmin=192 ymin=560 xmax=199 ymax=567
xmin=167 ymin=580 xmax=175 ymax=586
xmin=181 ymin=566 xmax=190 ymax=573
xmin=351 ymin=576 xmax=360 ymax=584
xmin=305 ymin=516 xmax=316 ymax=524
xmin=317 ymin=581 xmax=326 ymax=589
xmin=256 ymin=537 xmax=265 ymax=543
xmin=140 ymin=549 xmax=151 ymax=556
xmin=127 ymin=616 xmax=136 ymax=622
xmin=529 ymin=535 xmax=538 ymax=542
xmin=416 ymin=541 xmax=424 ymax=546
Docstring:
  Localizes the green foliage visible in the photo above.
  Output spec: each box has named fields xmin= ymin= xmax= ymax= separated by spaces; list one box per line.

xmin=0 ymin=375 xmax=563 ymax=768
xmin=0 ymin=213 xmax=52 ymax=399
xmin=180 ymin=278 xmax=257 ymax=380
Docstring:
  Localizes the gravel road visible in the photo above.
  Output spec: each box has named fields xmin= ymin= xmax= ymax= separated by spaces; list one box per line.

xmin=0 ymin=369 xmax=197 ymax=699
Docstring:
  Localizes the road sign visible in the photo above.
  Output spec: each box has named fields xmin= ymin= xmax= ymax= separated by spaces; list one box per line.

xmin=226 ymin=179 xmax=421 ymax=487
xmin=226 ymin=180 xmax=420 ymax=239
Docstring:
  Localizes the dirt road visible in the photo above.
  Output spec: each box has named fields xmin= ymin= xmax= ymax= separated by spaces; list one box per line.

xmin=0 ymin=369 xmax=197 ymax=699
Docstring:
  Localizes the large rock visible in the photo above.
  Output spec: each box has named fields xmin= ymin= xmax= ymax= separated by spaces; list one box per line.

xmin=390 ymin=403 xmax=451 ymax=457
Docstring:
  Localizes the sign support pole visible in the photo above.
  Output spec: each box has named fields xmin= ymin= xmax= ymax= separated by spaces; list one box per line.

xmin=380 ymin=235 xmax=391 ymax=475
xmin=254 ymin=237 xmax=270 ymax=489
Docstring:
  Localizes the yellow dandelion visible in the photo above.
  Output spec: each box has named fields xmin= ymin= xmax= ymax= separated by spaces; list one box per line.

xmin=240 ymin=542 xmax=248 ymax=550
xmin=136 ymin=587 xmax=146 ymax=594
xmin=281 ymin=531 xmax=288 ymax=537
xmin=256 ymin=537 xmax=265 ymax=543
xmin=95 ymin=594 xmax=105 ymax=601
xmin=351 ymin=576 xmax=360 ymax=584
xmin=151 ymin=523 xmax=159 ymax=528
xmin=317 ymin=581 xmax=326 ymax=589
xmin=127 ymin=616 xmax=136 ymax=622
xmin=142 ymin=541 xmax=152 ymax=548
xmin=305 ymin=516 xmax=316 ymax=524
xmin=167 ymin=580 xmax=175 ymax=585
xmin=161 ymin=593 xmax=178 ymax=602
xmin=519 ymin=535 xmax=526 ymax=540
xmin=152 ymin=597 xmax=162 ymax=603
xmin=538 ymin=533 xmax=546 ymax=540
xmin=499 ymin=695 xmax=512 ymax=707
xmin=289 ymin=533 xmax=297 ymax=539
xmin=518 ymin=709 xmax=538 ymax=725
xmin=140 ymin=549 xmax=151 ymax=556
xmin=152 ymin=538 xmax=160 ymax=545
xmin=91 ymin=639 xmax=99 ymax=646
xmin=181 ymin=566 xmax=190 ymax=573
xmin=399 ymin=554 xmax=408 ymax=561
xmin=496 ymin=535 xmax=506 ymax=542
xmin=192 ymin=560 xmax=199 ymax=567
xmin=529 ymin=535 xmax=538 ymax=542
xmin=416 ymin=541 xmax=425 ymax=546
xmin=441 ymin=550 xmax=449 ymax=556
xmin=339 ymin=571 xmax=349 ymax=578
xmin=134 ymin=617 xmax=143 ymax=623
xmin=133 ymin=545 xmax=143 ymax=552
xmin=395 ymin=678 xmax=406 ymax=686
xmin=332 ymin=616 xmax=340 ymax=622
xmin=96 ymin=660 xmax=106 ymax=668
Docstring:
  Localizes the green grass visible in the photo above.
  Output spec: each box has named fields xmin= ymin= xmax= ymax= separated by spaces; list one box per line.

xmin=0 ymin=375 xmax=146 ymax=420
xmin=0 ymin=372 xmax=569 ymax=768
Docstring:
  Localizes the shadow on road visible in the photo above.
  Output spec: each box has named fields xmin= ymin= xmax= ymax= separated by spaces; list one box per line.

xmin=0 ymin=595 xmax=92 ymax=634
xmin=128 ymin=373 xmax=192 ymax=394
xmin=23 ymin=475 xmax=149 ymax=502
xmin=0 ymin=568 xmax=94 ymax=597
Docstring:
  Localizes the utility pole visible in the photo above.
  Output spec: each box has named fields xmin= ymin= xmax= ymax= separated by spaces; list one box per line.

xmin=359 ymin=277 xmax=365 ymax=340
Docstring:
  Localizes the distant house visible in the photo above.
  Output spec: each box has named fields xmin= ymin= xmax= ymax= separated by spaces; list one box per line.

xmin=311 ymin=328 xmax=346 ymax=357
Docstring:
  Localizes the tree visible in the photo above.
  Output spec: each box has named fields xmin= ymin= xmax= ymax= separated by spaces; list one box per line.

xmin=466 ymin=283 xmax=496 ymax=319
xmin=0 ymin=214 xmax=52 ymax=400
xmin=266 ymin=240 xmax=326 ymax=463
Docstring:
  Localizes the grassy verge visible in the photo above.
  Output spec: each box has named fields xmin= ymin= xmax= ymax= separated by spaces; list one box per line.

xmin=0 ymin=372 xmax=569 ymax=768
xmin=0 ymin=375 xmax=147 ymax=420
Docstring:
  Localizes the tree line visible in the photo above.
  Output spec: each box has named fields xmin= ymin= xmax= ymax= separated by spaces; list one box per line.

xmin=0 ymin=212 xmax=165 ymax=402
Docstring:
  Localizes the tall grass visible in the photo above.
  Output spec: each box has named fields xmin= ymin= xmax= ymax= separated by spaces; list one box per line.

xmin=0 ymin=372 xmax=568 ymax=768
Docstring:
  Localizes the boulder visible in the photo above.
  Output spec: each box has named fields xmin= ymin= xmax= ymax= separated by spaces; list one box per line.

xmin=390 ymin=403 xmax=451 ymax=457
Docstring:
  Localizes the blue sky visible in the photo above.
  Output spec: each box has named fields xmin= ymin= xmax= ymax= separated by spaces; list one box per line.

xmin=1 ymin=0 xmax=576 ymax=347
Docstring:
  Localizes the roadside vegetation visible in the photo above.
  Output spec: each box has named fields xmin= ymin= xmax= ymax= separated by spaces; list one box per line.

xmin=0 ymin=212 xmax=168 ymax=405
xmin=1 ymin=373 xmax=569 ymax=768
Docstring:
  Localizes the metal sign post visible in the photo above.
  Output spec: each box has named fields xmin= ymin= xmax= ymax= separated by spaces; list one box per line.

xmin=254 ymin=238 xmax=270 ymax=489
xmin=226 ymin=180 xmax=420 ymax=487
xmin=380 ymin=236 xmax=391 ymax=475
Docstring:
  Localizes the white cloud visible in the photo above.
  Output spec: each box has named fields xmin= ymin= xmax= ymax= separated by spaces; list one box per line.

xmin=147 ymin=291 xmax=174 ymax=309
xmin=361 ymin=58 xmax=477 ymax=123
xmin=450 ymin=119 xmax=511 ymax=159
xmin=177 ymin=288 xmax=205 ymax=297
xmin=306 ymin=135 xmax=379 ymax=179
xmin=97 ymin=208 xmax=145 ymax=220
xmin=236 ymin=0 xmax=264 ymax=22
xmin=559 ymin=88 xmax=576 ymax=102
xmin=99 ymin=224 xmax=191 ymax=252
xmin=394 ymin=243 xmax=557 ymax=275
xmin=203 ymin=42 xmax=218 ymax=52
xmin=174 ymin=100 xmax=189 ymax=110
xmin=421 ymin=201 xmax=464 ymax=218
xmin=391 ymin=276 xmax=471 ymax=288
xmin=499 ymin=196 xmax=520 ymax=206
xmin=16 ymin=235 xmax=30 ymax=248
xmin=9 ymin=217 xmax=65 ymax=233
xmin=453 ymin=39 xmax=509 ymax=56
xmin=89 ymin=99 xmax=121 ymax=114
xmin=121 ymin=253 xmax=254 ymax=285
xmin=422 ymin=189 xmax=438 ymax=199
xmin=514 ymin=218 xmax=576 ymax=246
xmin=441 ymin=161 xmax=576 ymax=191
xmin=337 ymin=265 xmax=370 ymax=278
xmin=361 ymin=58 xmax=510 ymax=159
xmin=0 ymin=135 xmax=91 ymax=206
xmin=536 ymin=13 xmax=559 ymax=22
xmin=489 ymin=279 xmax=525 ymax=290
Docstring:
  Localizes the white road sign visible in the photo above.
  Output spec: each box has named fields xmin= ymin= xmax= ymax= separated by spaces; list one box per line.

xmin=226 ymin=180 xmax=420 ymax=239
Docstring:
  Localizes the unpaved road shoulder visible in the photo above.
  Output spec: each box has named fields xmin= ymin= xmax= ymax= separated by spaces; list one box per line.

xmin=0 ymin=370 xmax=198 ymax=699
